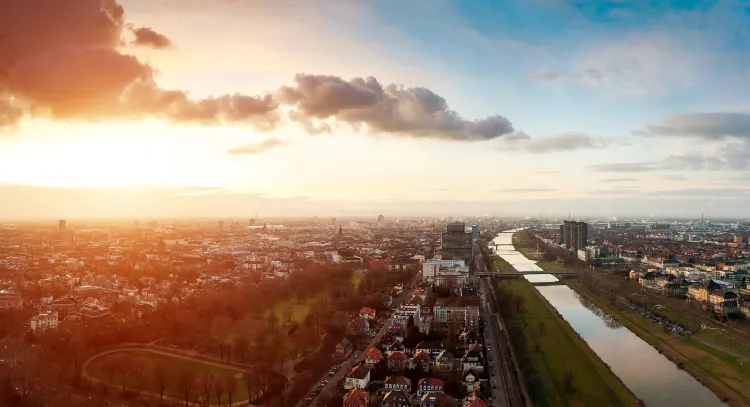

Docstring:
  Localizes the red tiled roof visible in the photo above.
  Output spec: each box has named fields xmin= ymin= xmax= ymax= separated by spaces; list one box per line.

xmin=366 ymin=347 xmax=382 ymax=360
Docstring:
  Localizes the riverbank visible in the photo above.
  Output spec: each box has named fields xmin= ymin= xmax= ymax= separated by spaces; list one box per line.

xmin=569 ymin=281 xmax=750 ymax=407
xmin=496 ymin=279 xmax=640 ymax=407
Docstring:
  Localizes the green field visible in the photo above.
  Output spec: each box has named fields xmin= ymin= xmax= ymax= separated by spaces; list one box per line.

xmin=493 ymin=256 xmax=516 ymax=273
xmin=536 ymin=260 xmax=567 ymax=271
xmin=500 ymin=280 xmax=638 ymax=407
xmin=571 ymin=282 xmax=750 ymax=407
xmin=267 ymin=272 xmax=366 ymax=323
xmin=349 ymin=272 xmax=365 ymax=288
xmin=86 ymin=349 xmax=250 ymax=403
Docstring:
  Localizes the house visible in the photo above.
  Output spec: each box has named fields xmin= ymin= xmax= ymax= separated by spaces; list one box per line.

xmin=709 ymin=290 xmax=740 ymax=316
xmin=434 ymin=349 xmax=453 ymax=371
xmin=0 ymin=290 xmax=22 ymax=309
xmin=420 ymin=392 xmax=455 ymax=407
xmin=383 ymin=376 xmax=411 ymax=393
xmin=387 ymin=351 xmax=408 ymax=371
xmin=463 ymin=392 xmax=487 ymax=407
xmin=417 ymin=377 xmax=445 ymax=399
xmin=415 ymin=341 xmax=444 ymax=357
xmin=349 ymin=317 xmax=370 ymax=336
xmin=462 ymin=369 xmax=481 ymax=392
xmin=383 ymin=339 xmax=406 ymax=355
xmin=639 ymin=272 xmax=657 ymax=288
xmin=382 ymin=390 xmax=412 ymax=407
xmin=30 ymin=312 xmax=58 ymax=332
xmin=461 ymin=348 xmax=484 ymax=372
xmin=345 ymin=365 xmax=371 ymax=390
xmin=335 ymin=338 xmax=354 ymax=357
xmin=359 ymin=306 xmax=376 ymax=320
xmin=342 ymin=388 xmax=369 ymax=407
xmin=409 ymin=350 xmax=432 ymax=372
xmin=365 ymin=347 xmax=383 ymax=366
xmin=662 ymin=279 xmax=690 ymax=298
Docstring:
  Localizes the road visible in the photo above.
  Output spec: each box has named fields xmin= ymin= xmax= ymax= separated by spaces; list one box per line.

xmin=297 ymin=273 xmax=419 ymax=407
xmin=477 ymin=242 xmax=528 ymax=407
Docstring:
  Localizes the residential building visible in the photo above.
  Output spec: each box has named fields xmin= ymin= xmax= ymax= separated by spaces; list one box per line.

xmin=434 ymin=349 xmax=453 ymax=371
xmin=335 ymin=338 xmax=354 ymax=357
xmin=417 ymin=377 xmax=445 ymax=399
xmin=365 ymin=347 xmax=382 ymax=366
xmin=409 ymin=350 xmax=432 ymax=372
xmin=387 ymin=351 xmax=408 ymax=371
xmin=440 ymin=222 xmax=474 ymax=261
xmin=463 ymin=393 xmax=487 ymax=407
xmin=383 ymin=376 xmax=411 ymax=393
xmin=433 ymin=300 xmax=480 ymax=326
xmin=462 ymin=369 xmax=481 ymax=392
xmin=348 ymin=316 xmax=370 ymax=336
xmin=0 ymin=290 xmax=22 ymax=309
xmin=359 ymin=306 xmax=376 ymax=320
xmin=30 ymin=312 xmax=58 ymax=332
xmin=344 ymin=365 xmax=371 ymax=390
xmin=382 ymin=390 xmax=411 ymax=407
xmin=461 ymin=348 xmax=484 ymax=372
xmin=420 ymin=392 xmax=455 ymax=407
xmin=559 ymin=220 xmax=588 ymax=249
xmin=342 ymin=388 xmax=369 ymax=407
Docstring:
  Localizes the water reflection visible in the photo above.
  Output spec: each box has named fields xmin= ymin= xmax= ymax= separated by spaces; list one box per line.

xmin=492 ymin=229 xmax=727 ymax=407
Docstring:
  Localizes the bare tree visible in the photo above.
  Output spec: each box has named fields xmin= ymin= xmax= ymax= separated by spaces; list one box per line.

xmin=255 ymin=365 xmax=272 ymax=399
xmin=177 ymin=370 xmax=195 ymax=407
xmin=226 ymin=376 xmax=237 ymax=407
xmin=282 ymin=307 xmax=294 ymax=328
xmin=200 ymin=373 xmax=216 ymax=407
xmin=214 ymin=376 xmax=225 ymax=407
xmin=241 ymin=369 xmax=254 ymax=403
xmin=154 ymin=361 xmax=170 ymax=401
xmin=234 ymin=336 xmax=249 ymax=365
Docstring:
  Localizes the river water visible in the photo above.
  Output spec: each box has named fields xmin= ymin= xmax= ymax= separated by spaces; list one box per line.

xmin=492 ymin=229 xmax=727 ymax=407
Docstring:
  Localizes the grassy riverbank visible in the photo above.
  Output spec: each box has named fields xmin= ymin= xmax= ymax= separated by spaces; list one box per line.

xmin=498 ymin=279 xmax=639 ymax=407
xmin=569 ymin=281 xmax=750 ymax=407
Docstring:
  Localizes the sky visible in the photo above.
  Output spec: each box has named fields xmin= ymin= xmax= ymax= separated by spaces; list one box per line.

xmin=2 ymin=0 xmax=750 ymax=219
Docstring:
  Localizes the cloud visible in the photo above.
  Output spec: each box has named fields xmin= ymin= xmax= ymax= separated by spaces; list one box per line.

xmin=646 ymin=188 xmax=750 ymax=199
xmin=588 ymin=162 xmax=660 ymax=172
xmin=130 ymin=26 xmax=172 ymax=49
xmin=499 ymin=131 xmax=609 ymax=153
xmin=599 ymin=177 xmax=638 ymax=182
xmin=660 ymin=175 xmax=687 ymax=181
xmin=493 ymin=187 xmax=555 ymax=193
xmin=635 ymin=113 xmax=750 ymax=140
xmin=227 ymin=138 xmax=286 ymax=155
xmin=277 ymin=74 xmax=517 ymax=141
xmin=535 ymin=170 xmax=559 ymax=174
xmin=0 ymin=1 xmax=534 ymax=143
xmin=0 ymin=0 xmax=277 ymax=129
xmin=0 ymin=99 xmax=24 ymax=130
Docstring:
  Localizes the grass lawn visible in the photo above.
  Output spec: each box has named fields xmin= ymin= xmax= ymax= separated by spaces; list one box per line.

xmin=570 ymin=282 xmax=750 ymax=407
xmin=536 ymin=261 xmax=567 ymax=271
xmin=86 ymin=349 xmax=250 ymax=403
xmin=349 ymin=272 xmax=365 ymax=288
xmin=493 ymin=256 xmax=516 ymax=274
xmin=500 ymin=280 xmax=638 ymax=407
xmin=267 ymin=272 xmax=366 ymax=323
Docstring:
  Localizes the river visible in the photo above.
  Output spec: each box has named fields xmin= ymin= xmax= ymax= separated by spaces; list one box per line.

xmin=492 ymin=229 xmax=727 ymax=407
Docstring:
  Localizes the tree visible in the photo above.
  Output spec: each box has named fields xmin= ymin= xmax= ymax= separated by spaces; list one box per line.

xmin=234 ymin=335 xmax=249 ymax=365
xmin=214 ymin=376 xmax=225 ymax=407
xmin=177 ymin=370 xmax=195 ymax=407
xmin=563 ymin=366 xmax=575 ymax=393
xmin=225 ymin=376 xmax=237 ymax=407
xmin=200 ymin=373 xmax=216 ymax=407
xmin=242 ymin=369 xmax=254 ymax=402
xmin=154 ymin=361 xmax=170 ymax=400
xmin=282 ymin=307 xmax=293 ymax=328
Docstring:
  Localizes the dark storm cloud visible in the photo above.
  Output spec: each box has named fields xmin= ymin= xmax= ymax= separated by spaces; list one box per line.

xmin=277 ymin=74 xmax=517 ymax=141
xmin=130 ymin=26 xmax=172 ymax=49
xmin=227 ymin=138 xmax=286 ymax=155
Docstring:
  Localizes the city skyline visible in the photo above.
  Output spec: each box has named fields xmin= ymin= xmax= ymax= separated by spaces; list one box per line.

xmin=3 ymin=1 xmax=750 ymax=218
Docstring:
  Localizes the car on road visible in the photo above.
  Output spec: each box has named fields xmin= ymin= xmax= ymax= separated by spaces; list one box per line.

xmin=328 ymin=370 xmax=335 ymax=376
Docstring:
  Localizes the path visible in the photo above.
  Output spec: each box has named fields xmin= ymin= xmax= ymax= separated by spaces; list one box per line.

xmin=81 ymin=345 xmax=250 ymax=407
xmin=692 ymin=336 xmax=750 ymax=362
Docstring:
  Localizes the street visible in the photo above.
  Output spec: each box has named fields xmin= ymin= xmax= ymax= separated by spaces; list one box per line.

xmin=297 ymin=273 xmax=419 ymax=407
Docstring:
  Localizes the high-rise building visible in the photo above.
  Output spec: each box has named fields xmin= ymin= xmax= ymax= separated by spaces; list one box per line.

xmin=440 ymin=222 xmax=474 ymax=260
xmin=377 ymin=214 xmax=385 ymax=223
xmin=471 ymin=224 xmax=479 ymax=240
xmin=559 ymin=220 xmax=588 ymax=249
xmin=58 ymin=219 xmax=66 ymax=231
